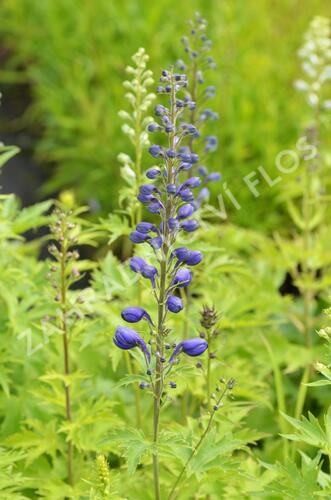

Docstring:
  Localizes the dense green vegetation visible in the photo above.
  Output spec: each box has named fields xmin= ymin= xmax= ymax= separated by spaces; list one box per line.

xmin=0 ymin=2 xmax=330 ymax=499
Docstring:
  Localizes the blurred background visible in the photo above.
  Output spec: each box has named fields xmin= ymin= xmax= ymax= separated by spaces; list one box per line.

xmin=0 ymin=0 xmax=329 ymax=232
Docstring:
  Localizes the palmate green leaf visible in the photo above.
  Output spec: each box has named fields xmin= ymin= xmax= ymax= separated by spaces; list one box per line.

xmin=105 ymin=427 xmax=153 ymax=475
xmin=59 ymin=398 xmax=122 ymax=452
xmin=40 ymin=369 xmax=89 ymax=387
xmin=260 ymin=454 xmax=325 ymax=499
xmin=100 ymin=214 xmax=131 ymax=244
xmin=188 ymin=431 xmax=246 ymax=477
xmin=280 ymin=411 xmax=329 ymax=453
xmin=0 ymin=447 xmax=29 ymax=499
xmin=11 ymin=200 xmax=53 ymax=234
xmin=4 ymin=419 xmax=60 ymax=466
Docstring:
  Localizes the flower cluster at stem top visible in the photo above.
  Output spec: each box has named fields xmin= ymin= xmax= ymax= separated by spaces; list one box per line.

xmin=113 ymin=68 xmax=220 ymax=379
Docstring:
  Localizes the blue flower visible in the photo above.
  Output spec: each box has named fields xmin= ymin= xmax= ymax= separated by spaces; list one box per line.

xmin=148 ymin=200 xmax=163 ymax=214
xmin=138 ymin=193 xmax=153 ymax=204
xmin=178 ymin=188 xmax=194 ymax=202
xmin=181 ymin=219 xmax=199 ymax=232
xmin=149 ymin=236 xmax=162 ymax=250
xmin=141 ymin=264 xmax=158 ymax=288
xmin=129 ymin=231 xmax=150 ymax=244
xmin=149 ymin=145 xmax=164 ymax=158
xmin=198 ymin=187 xmax=210 ymax=202
xmin=136 ymin=222 xmax=157 ymax=234
xmin=130 ymin=256 xmax=146 ymax=273
xmin=185 ymin=250 xmax=203 ymax=266
xmin=121 ymin=306 xmax=153 ymax=325
xmin=206 ymin=172 xmax=221 ymax=182
xmin=114 ymin=326 xmax=151 ymax=362
xmin=148 ymin=123 xmax=161 ymax=132
xmin=167 ymin=295 xmax=183 ymax=313
xmin=173 ymin=247 xmax=190 ymax=262
xmin=146 ymin=167 xmax=161 ymax=179
xmin=177 ymin=204 xmax=194 ymax=219
xmin=168 ymin=218 xmax=180 ymax=231
xmin=173 ymin=268 xmax=192 ymax=288
xmin=181 ymin=176 xmax=201 ymax=189
xmin=169 ymin=338 xmax=208 ymax=362
xmin=204 ymin=135 xmax=218 ymax=153
xmin=140 ymin=184 xmax=158 ymax=195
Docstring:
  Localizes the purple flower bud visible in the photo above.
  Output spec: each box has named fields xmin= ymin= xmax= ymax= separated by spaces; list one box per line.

xmin=146 ymin=168 xmax=161 ymax=179
xmin=185 ymin=250 xmax=203 ymax=266
xmin=140 ymin=184 xmax=158 ymax=195
xmin=179 ymin=162 xmax=192 ymax=171
xmin=130 ymin=256 xmax=147 ymax=273
xmin=113 ymin=325 xmax=151 ymax=362
xmin=178 ymin=152 xmax=191 ymax=162
xmin=169 ymin=338 xmax=208 ymax=362
xmin=205 ymin=86 xmax=216 ymax=98
xmin=173 ymin=268 xmax=192 ymax=288
xmin=129 ymin=231 xmax=150 ymax=244
xmin=155 ymin=104 xmax=168 ymax=116
xmin=141 ymin=264 xmax=158 ymax=288
xmin=181 ymin=219 xmax=199 ymax=232
xmin=197 ymin=166 xmax=208 ymax=176
xmin=168 ymin=218 xmax=179 ymax=231
xmin=148 ymin=200 xmax=163 ymax=214
xmin=182 ymin=177 xmax=201 ymax=189
xmin=177 ymin=204 xmax=194 ymax=219
xmin=138 ymin=193 xmax=153 ymax=204
xmin=190 ymin=153 xmax=199 ymax=164
xmin=149 ymin=145 xmax=164 ymax=158
xmin=169 ymin=381 xmax=177 ymax=388
xmin=121 ymin=306 xmax=153 ymax=325
xmin=173 ymin=247 xmax=190 ymax=262
xmin=204 ymin=136 xmax=218 ymax=153
xmin=166 ymin=148 xmax=177 ymax=158
xmin=179 ymin=188 xmax=194 ymax=202
xmin=167 ymin=184 xmax=176 ymax=194
xmin=136 ymin=222 xmax=157 ymax=234
xmin=149 ymin=236 xmax=162 ymax=250
xmin=206 ymin=172 xmax=221 ymax=182
xmin=198 ymin=187 xmax=210 ymax=202
xmin=148 ymin=123 xmax=161 ymax=132
xmin=167 ymin=295 xmax=183 ymax=313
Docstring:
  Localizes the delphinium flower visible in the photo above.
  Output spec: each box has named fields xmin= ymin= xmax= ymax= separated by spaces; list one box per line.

xmin=176 ymin=12 xmax=221 ymax=206
xmin=118 ymin=48 xmax=156 ymax=227
xmin=199 ymin=305 xmax=221 ymax=410
xmin=116 ymin=48 xmax=155 ymax=427
xmin=275 ymin=16 xmax=330 ymax=423
xmin=113 ymin=68 xmax=208 ymax=499
xmin=173 ymin=14 xmax=222 ymax=420
xmin=294 ymin=16 xmax=331 ymax=111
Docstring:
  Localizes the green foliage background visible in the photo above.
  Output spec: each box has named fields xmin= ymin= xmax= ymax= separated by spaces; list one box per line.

xmin=0 ymin=1 xmax=330 ymax=499
xmin=0 ymin=0 xmax=329 ymax=229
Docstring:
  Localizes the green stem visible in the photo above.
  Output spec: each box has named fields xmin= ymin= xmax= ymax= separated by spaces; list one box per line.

xmin=60 ymin=239 xmax=74 ymax=486
xmin=168 ymin=386 xmax=229 ymax=500
xmin=180 ymin=288 xmax=190 ymax=422
xmin=125 ymin=352 xmax=142 ymax=428
xmin=206 ymin=331 xmax=211 ymax=411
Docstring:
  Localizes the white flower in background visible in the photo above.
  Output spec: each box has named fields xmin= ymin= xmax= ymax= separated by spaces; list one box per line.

xmin=295 ymin=16 xmax=331 ymax=110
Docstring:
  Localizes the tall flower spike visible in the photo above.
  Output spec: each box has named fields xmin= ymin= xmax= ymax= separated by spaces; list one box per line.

xmin=294 ymin=16 xmax=331 ymax=111
xmin=118 ymin=48 xmax=156 ymax=226
xmin=176 ymin=12 xmax=221 ymax=204
xmin=114 ymin=67 xmax=206 ymax=498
